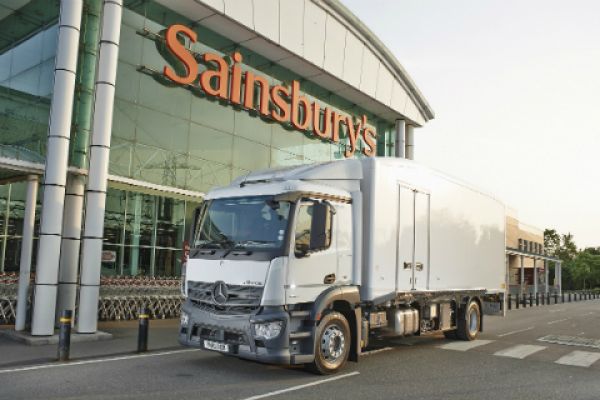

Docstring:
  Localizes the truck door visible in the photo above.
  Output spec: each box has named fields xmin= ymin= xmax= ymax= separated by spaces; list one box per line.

xmin=413 ymin=191 xmax=430 ymax=290
xmin=397 ymin=186 xmax=430 ymax=291
xmin=286 ymin=200 xmax=339 ymax=304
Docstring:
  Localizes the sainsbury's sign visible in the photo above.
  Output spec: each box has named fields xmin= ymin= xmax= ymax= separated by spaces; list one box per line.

xmin=161 ymin=24 xmax=376 ymax=158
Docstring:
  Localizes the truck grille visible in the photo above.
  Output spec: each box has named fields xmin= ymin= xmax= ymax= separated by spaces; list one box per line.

xmin=188 ymin=281 xmax=263 ymax=315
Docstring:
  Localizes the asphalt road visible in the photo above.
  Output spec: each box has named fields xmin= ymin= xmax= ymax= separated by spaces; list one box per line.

xmin=1 ymin=299 xmax=599 ymax=400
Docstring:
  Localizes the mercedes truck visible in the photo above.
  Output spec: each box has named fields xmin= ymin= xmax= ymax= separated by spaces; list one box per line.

xmin=178 ymin=157 xmax=506 ymax=374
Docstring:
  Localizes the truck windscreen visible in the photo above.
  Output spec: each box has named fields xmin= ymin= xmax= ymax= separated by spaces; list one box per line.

xmin=193 ymin=196 xmax=292 ymax=251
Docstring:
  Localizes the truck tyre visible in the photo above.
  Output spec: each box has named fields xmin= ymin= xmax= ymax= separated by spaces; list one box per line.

xmin=457 ymin=301 xmax=481 ymax=341
xmin=306 ymin=312 xmax=351 ymax=375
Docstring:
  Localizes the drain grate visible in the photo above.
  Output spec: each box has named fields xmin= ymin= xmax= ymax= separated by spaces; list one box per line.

xmin=538 ymin=334 xmax=600 ymax=350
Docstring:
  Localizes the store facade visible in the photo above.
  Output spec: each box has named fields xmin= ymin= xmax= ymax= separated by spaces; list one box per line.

xmin=0 ymin=0 xmax=433 ymax=334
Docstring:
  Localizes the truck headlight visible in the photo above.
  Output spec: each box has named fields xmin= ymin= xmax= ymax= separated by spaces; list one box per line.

xmin=253 ymin=321 xmax=283 ymax=340
xmin=180 ymin=312 xmax=189 ymax=327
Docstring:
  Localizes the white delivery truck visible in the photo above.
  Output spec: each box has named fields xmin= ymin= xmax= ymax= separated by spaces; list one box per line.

xmin=178 ymin=157 xmax=506 ymax=374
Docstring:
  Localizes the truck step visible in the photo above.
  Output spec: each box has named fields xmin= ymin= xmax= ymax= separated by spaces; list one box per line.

xmin=289 ymin=310 xmax=311 ymax=318
xmin=289 ymin=331 xmax=311 ymax=339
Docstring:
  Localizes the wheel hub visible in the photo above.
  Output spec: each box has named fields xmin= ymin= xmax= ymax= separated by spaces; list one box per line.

xmin=321 ymin=324 xmax=346 ymax=362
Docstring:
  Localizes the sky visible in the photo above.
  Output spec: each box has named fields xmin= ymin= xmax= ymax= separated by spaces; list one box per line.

xmin=341 ymin=0 xmax=600 ymax=249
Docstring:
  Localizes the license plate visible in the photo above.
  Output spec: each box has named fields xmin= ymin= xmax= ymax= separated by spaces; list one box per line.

xmin=204 ymin=340 xmax=229 ymax=352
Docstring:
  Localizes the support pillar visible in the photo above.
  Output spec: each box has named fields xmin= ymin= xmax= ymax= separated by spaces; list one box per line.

xmin=544 ymin=260 xmax=549 ymax=294
xmin=15 ymin=175 xmax=39 ymax=331
xmin=520 ymin=255 xmax=524 ymax=294
xmin=533 ymin=257 xmax=538 ymax=295
xmin=77 ymin=0 xmax=123 ymax=333
xmin=56 ymin=174 xmax=85 ymax=324
xmin=394 ymin=119 xmax=405 ymax=158
xmin=557 ymin=262 xmax=562 ymax=296
xmin=31 ymin=0 xmax=83 ymax=336
xmin=405 ymin=124 xmax=415 ymax=160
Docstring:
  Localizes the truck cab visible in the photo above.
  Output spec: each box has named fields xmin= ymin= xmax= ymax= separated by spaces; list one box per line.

xmin=179 ymin=175 xmax=360 ymax=373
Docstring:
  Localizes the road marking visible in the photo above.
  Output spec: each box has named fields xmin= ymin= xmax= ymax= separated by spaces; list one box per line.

xmin=538 ymin=335 xmax=600 ymax=350
xmin=555 ymin=351 xmax=600 ymax=368
xmin=0 ymin=349 xmax=200 ymax=375
xmin=439 ymin=340 xmax=494 ymax=351
xmin=497 ymin=327 xmax=535 ymax=337
xmin=494 ymin=345 xmax=546 ymax=359
xmin=361 ymin=347 xmax=393 ymax=356
xmin=547 ymin=318 xmax=570 ymax=325
xmin=548 ymin=309 xmax=564 ymax=313
xmin=240 ymin=371 xmax=360 ymax=400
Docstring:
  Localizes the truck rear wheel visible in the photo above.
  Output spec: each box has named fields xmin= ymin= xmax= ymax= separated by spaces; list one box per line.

xmin=306 ymin=312 xmax=351 ymax=375
xmin=457 ymin=300 xmax=481 ymax=341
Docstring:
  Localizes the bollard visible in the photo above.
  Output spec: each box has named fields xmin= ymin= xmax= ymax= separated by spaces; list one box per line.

xmin=516 ymin=294 xmax=520 ymax=309
xmin=529 ymin=293 xmax=533 ymax=307
xmin=138 ymin=307 xmax=149 ymax=353
xmin=522 ymin=293 xmax=527 ymax=308
xmin=541 ymin=293 xmax=545 ymax=305
xmin=547 ymin=293 xmax=551 ymax=304
xmin=554 ymin=293 xmax=558 ymax=304
xmin=536 ymin=293 xmax=539 ymax=306
xmin=562 ymin=293 xmax=564 ymax=303
xmin=568 ymin=292 xmax=571 ymax=302
xmin=508 ymin=294 xmax=512 ymax=310
xmin=58 ymin=310 xmax=73 ymax=362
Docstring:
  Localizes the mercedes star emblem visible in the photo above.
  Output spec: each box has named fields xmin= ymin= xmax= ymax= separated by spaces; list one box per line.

xmin=212 ymin=281 xmax=229 ymax=305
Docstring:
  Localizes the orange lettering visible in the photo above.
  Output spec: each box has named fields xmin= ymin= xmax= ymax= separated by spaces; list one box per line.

xmin=331 ymin=111 xmax=345 ymax=143
xmin=344 ymin=115 xmax=365 ymax=158
xmin=163 ymin=24 xmax=198 ymax=85
xmin=199 ymin=53 xmax=229 ymax=100
xmin=312 ymin=103 xmax=332 ymax=139
xmin=270 ymin=85 xmax=291 ymax=123
xmin=243 ymin=71 xmax=270 ymax=116
xmin=290 ymin=81 xmax=311 ymax=130
xmin=362 ymin=126 xmax=377 ymax=157
xmin=230 ymin=52 xmax=243 ymax=105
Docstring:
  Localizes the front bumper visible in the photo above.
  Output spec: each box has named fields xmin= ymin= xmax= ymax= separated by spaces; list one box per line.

xmin=178 ymin=302 xmax=314 ymax=365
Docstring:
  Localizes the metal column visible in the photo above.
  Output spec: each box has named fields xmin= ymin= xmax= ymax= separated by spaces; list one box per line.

xmin=556 ymin=262 xmax=562 ymax=295
xmin=520 ymin=255 xmax=525 ymax=294
xmin=544 ymin=260 xmax=549 ymax=294
xmin=405 ymin=124 xmax=415 ymax=160
xmin=56 ymin=174 xmax=85 ymax=324
xmin=15 ymin=176 xmax=39 ymax=331
xmin=394 ymin=120 xmax=405 ymax=158
xmin=533 ymin=257 xmax=538 ymax=295
xmin=77 ymin=0 xmax=123 ymax=333
xmin=31 ymin=0 xmax=83 ymax=336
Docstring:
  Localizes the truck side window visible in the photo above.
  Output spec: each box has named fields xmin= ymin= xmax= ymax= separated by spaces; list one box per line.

xmin=294 ymin=202 xmax=332 ymax=257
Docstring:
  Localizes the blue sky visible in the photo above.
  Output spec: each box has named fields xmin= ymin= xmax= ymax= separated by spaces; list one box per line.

xmin=341 ymin=0 xmax=600 ymax=248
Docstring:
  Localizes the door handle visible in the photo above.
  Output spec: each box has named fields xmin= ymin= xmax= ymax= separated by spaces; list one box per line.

xmin=324 ymin=273 xmax=336 ymax=284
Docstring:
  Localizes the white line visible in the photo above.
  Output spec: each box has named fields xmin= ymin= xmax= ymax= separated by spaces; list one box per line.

xmin=548 ymin=318 xmax=570 ymax=325
xmin=0 ymin=349 xmax=199 ymax=375
xmin=240 ymin=371 xmax=360 ymax=400
xmin=494 ymin=345 xmax=546 ymax=359
xmin=361 ymin=347 xmax=393 ymax=356
xmin=555 ymin=351 xmax=600 ymax=368
xmin=439 ymin=340 xmax=494 ymax=351
xmin=497 ymin=327 xmax=535 ymax=337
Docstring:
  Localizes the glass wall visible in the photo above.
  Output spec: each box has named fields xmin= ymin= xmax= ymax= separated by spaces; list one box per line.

xmin=0 ymin=181 xmax=42 ymax=273
xmin=102 ymin=186 xmax=200 ymax=277
xmin=111 ymin=2 xmax=396 ymax=194
xmin=0 ymin=0 xmax=59 ymax=163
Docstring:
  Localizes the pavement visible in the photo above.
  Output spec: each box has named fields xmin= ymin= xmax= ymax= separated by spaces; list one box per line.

xmin=0 ymin=299 xmax=599 ymax=400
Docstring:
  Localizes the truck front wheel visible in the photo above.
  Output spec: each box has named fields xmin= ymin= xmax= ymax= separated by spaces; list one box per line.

xmin=457 ymin=300 xmax=481 ymax=341
xmin=307 ymin=312 xmax=351 ymax=375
